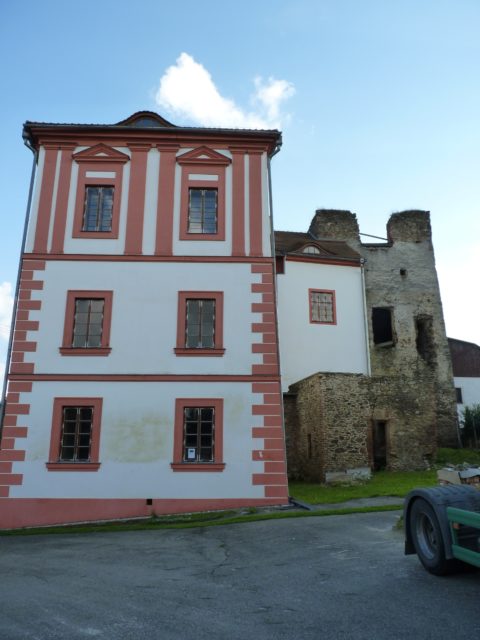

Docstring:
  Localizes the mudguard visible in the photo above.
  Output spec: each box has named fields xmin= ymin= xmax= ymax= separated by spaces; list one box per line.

xmin=404 ymin=485 xmax=480 ymax=558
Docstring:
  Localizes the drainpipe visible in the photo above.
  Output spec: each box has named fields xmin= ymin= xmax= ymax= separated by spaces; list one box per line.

xmin=266 ymin=141 xmax=289 ymax=482
xmin=360 ymin=258 xmax=371 ymax=376
xmin=0 ymin=135 xmax=38 ymax=441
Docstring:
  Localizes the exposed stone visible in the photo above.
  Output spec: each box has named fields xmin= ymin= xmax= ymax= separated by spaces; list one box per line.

xmin=283 ymin=210 xmax=459 ymax=481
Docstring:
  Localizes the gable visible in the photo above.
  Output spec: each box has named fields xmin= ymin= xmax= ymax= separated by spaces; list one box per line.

xmin=116 ymin=111 xmax=176 ymax=128
xmin=73 ymin=144 xmax=130 ymax=164
xmin=177 ymin=145 xmax=231 ymax=166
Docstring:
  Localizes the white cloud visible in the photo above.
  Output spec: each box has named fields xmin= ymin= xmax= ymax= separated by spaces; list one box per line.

xmin=0 ymin=281 xmax=13 ymax=342
xmin=155 ymin=53 xmax=295 ymax=129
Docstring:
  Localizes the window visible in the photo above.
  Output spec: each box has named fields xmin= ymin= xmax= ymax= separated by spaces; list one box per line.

xmin=83 ymin=186 xmax=114 ymax=232
xmin=60 ymin=290 xmax=113 ymax=356
xmin=183 ymin=407 xmax=215 ymax=462
xmin=175 ymin=291 xmax=224 ymax=356
xmin=188 ymin=188 xmax=218 ymax=234
xmin=456 ymin=387 xmax=463 ymax=404
xmin=303 ymin=245 xmax=321 ymax=255
xmin=73 ymin=299 xmax=105 ymax=347
xmin=47 ymin=398 xmax=102 ymax=471
xmin=72 ymin=144 xmax=128 ymax=240
xmin=415 ymin=315 xmax=435 ymax=365
xmin=372 ymin=307 xmax=394 ymax=345
xmin=186 ymin=299 xmax=215 ymax=348
xmin=171 ymin=398 xmax=224 ymax=471
xmin=178 ymin=150 xmax=228 ymax=242
xmin=309 ymin=289 xmax=336 ymax=324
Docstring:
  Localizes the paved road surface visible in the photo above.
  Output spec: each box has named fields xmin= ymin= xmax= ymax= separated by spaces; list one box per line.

xmin=1 ymin=511 xmax=478 ymax=639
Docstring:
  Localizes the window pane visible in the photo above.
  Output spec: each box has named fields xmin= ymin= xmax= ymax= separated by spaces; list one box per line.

xmin=311 ymin=291 xmax=333 ymax=323
xmin=199 ymin=448 xmax=213 ymax=462
xmin=62 ymin=434 xmax=75 ymax=447
xmin=188 ymin=188 xmax=218 ymax=234
xmin=201 ymin=408 xmax=213 ymax=422
xmin=90 ymin=300 xmax=104 ymax=313
xmin=79 ymin=413 xmax=92 ymax=425
xmin=59 ymin=405 xmax=93 ymax=462
xmin=78 ymin=434 xmax=91 ymax=447
xmin=60 ymin=446 xmax=75 ymax=460
xmin=83 ymin=186 xmax=114 ymax=232
xmin=76 ymin=447 xmax=90 ymax=461
xmin=185 ymin=435 xmax=197 ymax=448
xmin=72 ymin=299 xmax=104 ymax=348
xmin=63 ymin=407 xmax=77 ymax=421
xmin=184 ymin=408 xmax=198 ymax=420
xmin=182 ymin=406 xmax=214 ymax=463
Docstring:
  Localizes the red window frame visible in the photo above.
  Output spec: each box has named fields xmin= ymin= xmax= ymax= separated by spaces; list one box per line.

xmin=46 ymin=397 xmax=103 ymax=471
xmin=73 ymin=166 xmax=123 ymax=239
xmin=60 ymin=290 xmax=113 ymax=356
xmin=179 ymin=171 xmax=226 ymax=241
xmin=175 ymin=291 xmax=225 ymax=356
xmin=171 ymin=398 xmax=225 ymax=472
xmin=309 ymin=289 xmax=337 ymax=325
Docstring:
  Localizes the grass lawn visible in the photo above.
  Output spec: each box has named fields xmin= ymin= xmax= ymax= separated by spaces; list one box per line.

xmin=289 ymin=470 xmax=437 ymax=505
xmin=289 ymin=448 xmax=480 ymax=505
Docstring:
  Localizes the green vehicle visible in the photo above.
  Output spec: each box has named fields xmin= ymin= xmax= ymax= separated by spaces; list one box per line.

xmin=404 ymin=485 xmax=480 ymax=575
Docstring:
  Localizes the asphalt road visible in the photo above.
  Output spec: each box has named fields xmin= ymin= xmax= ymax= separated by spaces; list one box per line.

xmin=1 ymin=511 xmax=478 ymax=640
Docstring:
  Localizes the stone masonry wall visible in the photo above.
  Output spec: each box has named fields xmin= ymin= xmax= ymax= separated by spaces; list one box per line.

xmin=284 ymin=372 xmax=438 ymax=482
xmin=310 ymin=209 xmax=458 ymax=448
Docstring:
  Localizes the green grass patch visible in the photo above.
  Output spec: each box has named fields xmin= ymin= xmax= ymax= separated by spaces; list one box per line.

xmin=289 ymin=470 xmax=437 ymax=505
xmin=0 ymin=504 xmax=402 ymax=537
xmin=436 ymin=447 xmax=480 ymax=466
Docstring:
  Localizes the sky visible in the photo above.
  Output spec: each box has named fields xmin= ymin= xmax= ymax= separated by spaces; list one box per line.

xmin=1 ymin=0 xmax=479 ymax=386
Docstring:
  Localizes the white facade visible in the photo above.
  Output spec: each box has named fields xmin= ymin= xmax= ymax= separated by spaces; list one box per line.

xmin=29 ymin=261 xmax=263 ymax=376
xmin=0 ymin=112 xmax=289 ymax=528
xmin=12 ymin=381 xmax=266 ymax=500
xmin=454 ymin=376 xmax=480 ymax=422
xmin=277 ymin=259 xmax=369 ymax=391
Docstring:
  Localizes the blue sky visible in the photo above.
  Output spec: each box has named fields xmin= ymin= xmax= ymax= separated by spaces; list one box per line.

xmin=1 ymin=0 xmax=479 ymax=383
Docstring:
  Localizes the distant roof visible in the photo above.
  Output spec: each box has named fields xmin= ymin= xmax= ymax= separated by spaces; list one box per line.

xmin=274 ymin=230 xmax=361 ymax=262
xmin=448 ymin=338 xmax=480 ymax=378
xmin=23 ymin=110 xmax=282 ymax=153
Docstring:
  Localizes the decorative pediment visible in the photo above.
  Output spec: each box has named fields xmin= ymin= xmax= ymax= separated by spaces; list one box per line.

xmin=116 ymin=111 xmax=176 ymax=128
xmin=73 ymin=144 xmax=130 ymax=164
xmin=177 ymin=146 xmax=231 ymax=166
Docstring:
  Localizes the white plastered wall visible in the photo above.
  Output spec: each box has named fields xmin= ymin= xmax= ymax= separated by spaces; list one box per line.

xmin=11 ymin=381 xmax=266 ymax=499
xmin=277 ymin=260 xmax=369 ymax=391
xmin=26 ymin=261 xmax=263 ymax=375
xmin=454 ymin=376 xmax=480 ymax=422
xmin=24 ymin=146 xmax=46 ymax=252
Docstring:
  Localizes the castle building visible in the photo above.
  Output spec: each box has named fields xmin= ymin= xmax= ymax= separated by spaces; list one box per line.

xmin=278 ymin=210 xmax=458 ymax=481
xmin=0 ymin=112 xmax=289 ymax=528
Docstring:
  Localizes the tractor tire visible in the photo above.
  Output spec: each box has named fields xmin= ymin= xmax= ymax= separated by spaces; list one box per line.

xmin=409 ymin=498 xmax=460 ymax=576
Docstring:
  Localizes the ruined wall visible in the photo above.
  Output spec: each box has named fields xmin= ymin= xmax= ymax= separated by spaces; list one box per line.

xmin=284 ymin=372 xmax=438 ymax=482
xmin=309 ymin=209 xmax=458 ymax=448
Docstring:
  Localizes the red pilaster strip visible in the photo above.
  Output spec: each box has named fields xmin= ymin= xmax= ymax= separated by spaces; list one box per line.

xmin=124 ymin=145 xmax=150 ymax=254
xmin=155 ymin=145 xmax=178 ymax=255
xmin=33 ymin=147 xmax=58 ymax=253
xmin=51 ymin=145 xmax=75 ymax=253
xmin=231 ymin=150 xmax=245 ymax=256
xmin=249 ymin=152 xmax=263 ymax=256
